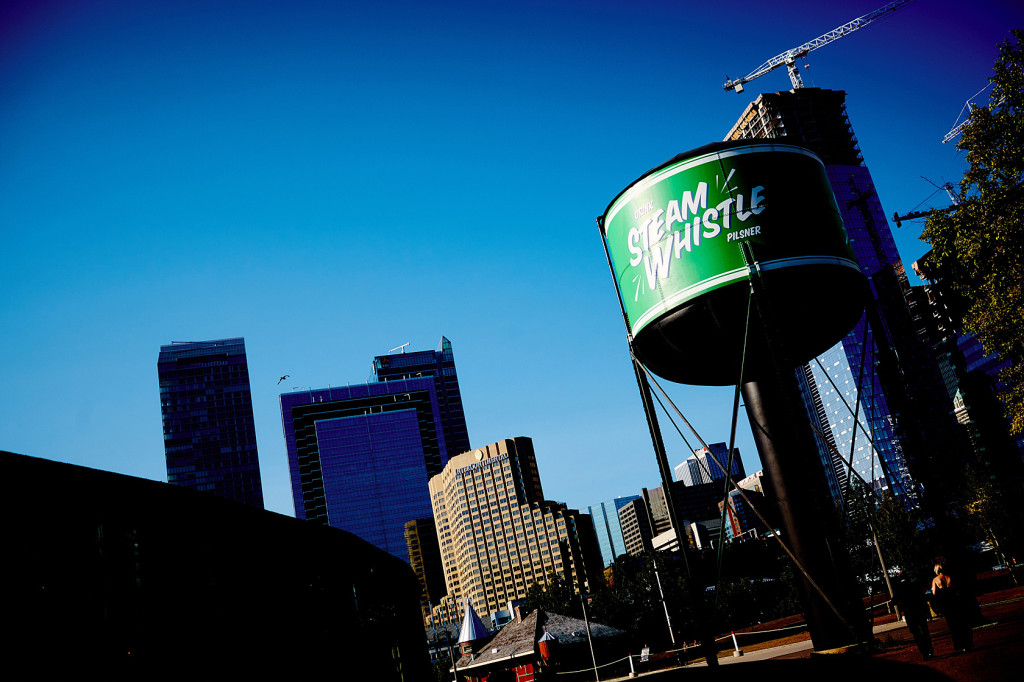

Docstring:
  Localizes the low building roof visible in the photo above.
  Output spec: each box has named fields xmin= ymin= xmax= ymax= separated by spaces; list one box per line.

xmin=454 ymin=609 xmax=624 ymax=672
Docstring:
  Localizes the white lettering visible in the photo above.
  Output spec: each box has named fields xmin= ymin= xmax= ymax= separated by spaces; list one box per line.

xmin=628 ymin=227 xmax=643 ymax=266
xmin=681 ymin=182 xmax=708 ymax=220
xmin=665 ymin=200 xmax=682 ymax=231
xmin=673 ymin=227 xmax=691 ymax=256
xmin=716 ymin=198 xmax=734 ymax=231
xmin=644 ymin=237 xmax=673 ymax=289
xmin=750 ymin=186 xmax=765 ymax=215
xmin=702 ymin=207 xmax=720 ymax=239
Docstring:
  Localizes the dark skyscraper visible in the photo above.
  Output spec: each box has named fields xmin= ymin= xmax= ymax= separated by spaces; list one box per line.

xmin=280 ymin=337 xmax=469 ymax=563
xmin=727 ymin=88 xmax=964 ymax=501
xmin=158 ymin=337 xmax=264 ymax=508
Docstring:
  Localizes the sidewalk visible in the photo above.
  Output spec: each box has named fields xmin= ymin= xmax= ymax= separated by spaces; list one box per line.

xmin=605 ymin=585 xmax=1024 ymax=681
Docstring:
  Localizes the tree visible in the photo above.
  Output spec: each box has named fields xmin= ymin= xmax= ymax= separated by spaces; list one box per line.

xmin=921 ymin=29 xmax=1024 ymax=434
xmin=522 ymin=571 xmax=581 ymax=618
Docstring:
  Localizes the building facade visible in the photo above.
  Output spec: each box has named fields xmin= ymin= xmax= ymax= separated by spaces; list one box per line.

xmin=372 ymin=336 xmax=471 ymax=458
xmin=280 ymin=338 xmax=470 ymax=566
xmin=719 ymin=488 xmax=765 ymax=542
xmin=911 ymin=258 xmax=1024 ymax=489
xmin=618 ymin=495 xmax=655 ymax=557
xmin=429 ymin=438 xmax=601 ymax=626
xmin=157 ymin=337 xmax=264 ymax=508
xmin=674 ymin=443 xmax=745 ymax=486
xmin=2 ymin=449 xmax=427 ymax=679
xmin=405 ymin=517 xmax=447 ymax=621
xmin=280 ymin=378 xmax=446 ymax=562
xmin=587 ymin=495 xmax=640 ymax=567
xmin=726 ymin=88 xmax=963 ymax=501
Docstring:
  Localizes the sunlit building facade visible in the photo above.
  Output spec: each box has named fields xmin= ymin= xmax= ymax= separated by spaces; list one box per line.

xmin=675 ymin=443 xmax=745 ymax=486
xmin=587 ymin=495 xmax=640 ymax=566
xmin=429 ymin=438 xmax=600 ymax=625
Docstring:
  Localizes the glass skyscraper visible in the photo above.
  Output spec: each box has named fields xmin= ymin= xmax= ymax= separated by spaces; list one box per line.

xmin=372 ymin=336 xmax=471 ymax=458
xmin=727 ymin=88 xmax=962 ymax=501
xmin=587 ymin=495 xmax=640 ymax=566
xmin=157 ymin=337 xmax=264 ymax=508
xmin=280 ymin=338 xmax=469 ymax=563
xmin=674 ymin=443 xmax=745 ymax=487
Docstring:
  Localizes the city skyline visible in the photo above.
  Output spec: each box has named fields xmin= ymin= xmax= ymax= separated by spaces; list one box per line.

xmin=2 ymin=1 xmax=1020 ymax=518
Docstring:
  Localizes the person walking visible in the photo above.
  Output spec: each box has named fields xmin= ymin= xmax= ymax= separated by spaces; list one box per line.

xmin=894 ymin=571 xmax=933 ymax=660
xmin=931 ymin=563 xmax=973 ymax=652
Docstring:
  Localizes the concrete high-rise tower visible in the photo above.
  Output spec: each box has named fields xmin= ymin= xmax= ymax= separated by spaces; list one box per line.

xmin=158 ymin=337 xmax=264 ymax=508
xmin=429 ymin=437 xmax=601 ymax=626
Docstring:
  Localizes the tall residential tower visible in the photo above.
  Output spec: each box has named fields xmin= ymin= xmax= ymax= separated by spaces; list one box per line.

xmin=158 ymin=337 xmax=264 ymax=508
xmin=726 ymin=88 xmax=963 ymax=500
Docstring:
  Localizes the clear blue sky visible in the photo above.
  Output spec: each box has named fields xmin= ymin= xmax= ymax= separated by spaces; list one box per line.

xmin=1 ymin=0 xmax=1020 ymax=517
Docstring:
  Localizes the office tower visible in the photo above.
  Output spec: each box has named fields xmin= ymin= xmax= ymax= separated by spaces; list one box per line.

xmin=372 ymin=336 xmax=470 ymax=458
xmin=587 ymin=495 xmax=641 ymax=566
xmin=280 ymin=378 xmax=446 ymax=562
xmin=726 ymin=88 xmax=964 ymax=500
xmin=157 ymin=338 xmax=264 ymax=508
xmin=674 ymin=456 xmax=703 ymax=486
xmin=650 ymin=481 xmax=728 ymax=531
xmin=618 ymin=480 xmax=727 ymax=556
xmin=719 ymin=488 xmax=764 ymax=542
xmin=429 ymin=438 xmax=601 ymax=624
xmin=617 ymin=496 xmax=655 ymax=557
xmin=675 ymin=443 xmax=745 ymax=486
xmin=280 ymin=338 xmax=470 ymax=564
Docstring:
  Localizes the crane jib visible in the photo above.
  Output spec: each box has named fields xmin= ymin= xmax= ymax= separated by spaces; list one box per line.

xmin=723 ymin=1 xmax=915 ymax=92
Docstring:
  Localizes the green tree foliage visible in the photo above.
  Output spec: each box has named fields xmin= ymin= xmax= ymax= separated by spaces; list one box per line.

xmin=921 ymin=29 xmax=1024 ymax=434
xmin=588 ymin=553 xmax=694 ymax=648
xmin=835 ymin=480 xmax=940 ymax=591
xmin=586 ymin=545 xmax=801 ymax=647
xmin=522 ymin=571 xmax=581 ymax=619
xmin=957 ymin=465 xmax=1022 ymax=570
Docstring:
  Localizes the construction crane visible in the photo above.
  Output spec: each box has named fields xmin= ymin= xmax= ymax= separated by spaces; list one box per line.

xmin=892 ymin=178 xmax=960 ymax=228
xmin=942 ymin=84 xmax=995 ymax=143
xmin=724 ymin=1 xmax=915 ymax=94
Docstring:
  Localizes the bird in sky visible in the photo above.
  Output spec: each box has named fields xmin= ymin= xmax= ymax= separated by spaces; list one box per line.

xmin=277 ymin=375 xmax=290 ymax=384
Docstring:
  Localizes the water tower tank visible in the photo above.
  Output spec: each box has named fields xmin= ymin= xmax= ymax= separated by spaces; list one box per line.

xmin=600 ymin=140 xmax=868 ymax=386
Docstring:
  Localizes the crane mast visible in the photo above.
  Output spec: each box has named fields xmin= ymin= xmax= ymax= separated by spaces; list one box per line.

xmin=724 ymin=1 xmax=915 ymax=93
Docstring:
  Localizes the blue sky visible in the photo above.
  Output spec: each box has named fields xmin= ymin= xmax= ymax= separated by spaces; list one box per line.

xmin=1 ymin=0 xmax=1020 ymax=517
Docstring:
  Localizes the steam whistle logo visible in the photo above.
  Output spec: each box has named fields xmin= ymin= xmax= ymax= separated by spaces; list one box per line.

xmin=626 ymin=170 xmax=766 ymax=301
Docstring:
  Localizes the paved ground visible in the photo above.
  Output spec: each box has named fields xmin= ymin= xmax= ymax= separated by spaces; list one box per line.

xmin=603 ymin=582 xmax=1024 ymax=681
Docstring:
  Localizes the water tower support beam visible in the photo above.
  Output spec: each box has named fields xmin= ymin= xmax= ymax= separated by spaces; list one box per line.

xmin=741 ymin=377 xmax=868 ymax=650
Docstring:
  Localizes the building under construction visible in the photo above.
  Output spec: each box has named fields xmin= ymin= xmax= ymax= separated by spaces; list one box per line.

xmin=726 ymin=87 xmax=966 ymax=503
